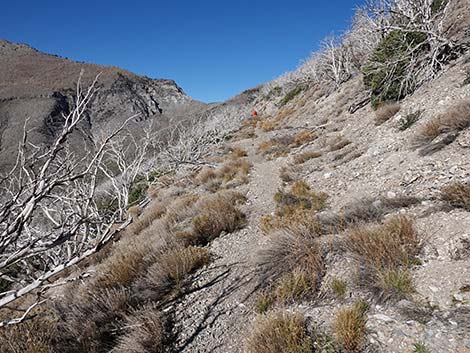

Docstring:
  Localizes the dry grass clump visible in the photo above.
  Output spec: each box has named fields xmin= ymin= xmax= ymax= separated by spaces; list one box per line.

xmin=113 ymin=306 xmax=165 ymax=353
xmin=374 ymin=102 xmax=401 ymax=125
xmin=192 ymin=192 xmax=247 ymax=242
xmin=293 ymin=150 xmax=322 ymax=164
xmin=330 ymin=278 xmax=348 ymax=299
xmin=413 ymin=98 xmax=470 ymax=153
xmin=345 ymin=216 xmax=420 ymax=299
xmin=0 ymin=309 xmax=59 ymax=353
xmin=275 ymin=180 xmax=328 ymax=215
xmin=139 ymin=246 xmax=210 ymax=297
xmin=245 ymin=311 xmax=311 ymax=353
xmin=98 ymin=242 xmax=152 ymax=289
xmin=317 ymin=195 xmax=420 ymax=234
xmin=257 ymin=226 xmax=324 ymax=296
xmin=257 ymin=131 xmax=317 ymax=159
xmin=327 ymin=135 xmax=351 ymax=152
xmin=260 ymin=181 xmax=326 ymax=235
xmin=333 ymin=301 xmax=368 ymax=353
xmin=293 ymin=130 xmax=316 ymax=146
xmin=54 ymin=287 xmax=131 ymax=353
xmin=195 ymin=157 xmax=252 ymax=190
xmin=231 ymin=115 xmax=261 ymax=141
xmin=440 ymin=182 xmax=470 ymax=211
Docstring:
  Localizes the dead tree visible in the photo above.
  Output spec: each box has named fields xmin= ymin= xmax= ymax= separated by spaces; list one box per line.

xmin=0 ymin=74 xmax=137 ymax=326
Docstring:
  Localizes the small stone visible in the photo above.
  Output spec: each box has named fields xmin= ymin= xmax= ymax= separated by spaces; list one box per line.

xmin=373 ymin=313 xmax=394 ymax=323
xmin=387 ymin=191 xmax=396 ymax=199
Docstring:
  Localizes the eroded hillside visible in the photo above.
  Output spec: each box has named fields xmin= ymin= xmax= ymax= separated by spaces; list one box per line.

xmin=0 ymin=0 xmax=470 ymax=352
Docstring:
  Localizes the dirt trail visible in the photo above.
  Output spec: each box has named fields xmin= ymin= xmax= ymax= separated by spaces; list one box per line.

xmin=171 ymin=131 xmax=282 ymax=353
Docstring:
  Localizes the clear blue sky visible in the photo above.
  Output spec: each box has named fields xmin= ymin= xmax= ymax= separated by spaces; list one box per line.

xmin=1 ymin=0 xmax=363 ymax=102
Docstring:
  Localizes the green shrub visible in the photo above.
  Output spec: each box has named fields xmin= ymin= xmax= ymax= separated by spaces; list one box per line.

xmin=363 ymin=30 xmax=427 ymax=108
xmin=280 ymin=85 xmax=304 ymax=106
xmin=128 ymin=176 xmax=148 ymax=206
xmin=431 ymin=0 xmax=448 ymax=14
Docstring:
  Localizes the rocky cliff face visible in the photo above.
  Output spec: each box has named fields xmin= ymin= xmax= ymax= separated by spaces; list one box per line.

xmin=0 ymin=39 xmax=206 ymax=171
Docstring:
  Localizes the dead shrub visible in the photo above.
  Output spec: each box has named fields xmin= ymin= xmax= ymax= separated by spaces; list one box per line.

xmin=345 ymin=216 xmax=420 ymax=299
xmin=293 ymin=130 xmax=316 ymax=146
xmin=245 ymin=311 xmax=311 ymax=353
xmin=440 ymin=182 xmax=470 ymax=211
xmin=374 ymin=103 xmax=401 ymax=125
xmin=114 ymin=306 xmax=165 ymax=353
xmin=229 ymin=146 xmax=248 ymax=158
xmin=293 ymin=150 xmax=322 ymax=164
xmin=333 ymin=302 xmax=367 ymax=353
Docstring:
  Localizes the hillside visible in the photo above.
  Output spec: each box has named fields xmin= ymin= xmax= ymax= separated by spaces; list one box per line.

xmin=0 ymin=1 xmax=469 ymax=352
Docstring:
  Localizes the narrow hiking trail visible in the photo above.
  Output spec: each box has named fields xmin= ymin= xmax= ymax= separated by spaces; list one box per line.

xmin=171 ymin=131 xmax=282 ymax=353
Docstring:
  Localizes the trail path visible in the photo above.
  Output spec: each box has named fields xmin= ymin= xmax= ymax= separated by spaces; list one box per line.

xmin=171 ymin=131 xmax=282 ymax=353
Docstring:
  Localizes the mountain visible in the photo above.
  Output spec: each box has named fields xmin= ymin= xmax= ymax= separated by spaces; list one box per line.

xmin=0 ymin=39 xmax=208 ymax=171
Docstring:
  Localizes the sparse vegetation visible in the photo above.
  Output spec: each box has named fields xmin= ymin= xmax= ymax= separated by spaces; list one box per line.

xmin=258 ymin=131 xmax=317 ymax=159
xmin=261 ymin=181 xmax=327 ymax=234
xmin=374 ymin=102 xmax=401 ymax=125
xmin=412 ymin=342 xmax=429 ymax=353
xmin=440 ymin=182 xmax=470 ymax=211
xmin=463 ymin=70 xmax=470 ymax=86
xmin=280 ymin=85 xmax=305 ymax=106
xmin=327 ymin=135 xmax=351 ymax=152
xmin=333 ymin=301 xmax=367 ymax=353
xmin=245 ymin=311 xmax=312 ymax=353
xmin=413 ymin=99 xmax=470 ymax=153
xmin=293 ymin=150 xmax=322 ymax=164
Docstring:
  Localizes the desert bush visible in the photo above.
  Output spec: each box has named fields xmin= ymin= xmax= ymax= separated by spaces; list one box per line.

xmin=333 ymin=301 xmax=367 ymax=353
xmin=345 ymin=216 xmax=420 ymax=299
xmin=245 ymin=311 xmax=311 ymax=353
xmin=440 ymin=182 xmax=470 ymax=211
xmin=293 ymin=150 xmax=322 ymax=164
xmin=192 ymin=193 xmax=247 ymax=242
xmin=374 ymin=103 xmax=401 ymax=125
xmin=364 ymin=30 xmax=427 ymax=108
xmin=113 ymin=306 xmax=165 ymax=353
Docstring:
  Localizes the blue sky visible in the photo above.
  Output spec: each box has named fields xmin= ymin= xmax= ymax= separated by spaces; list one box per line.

xmin=1 ymin=0 xmax=363 ymax=102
